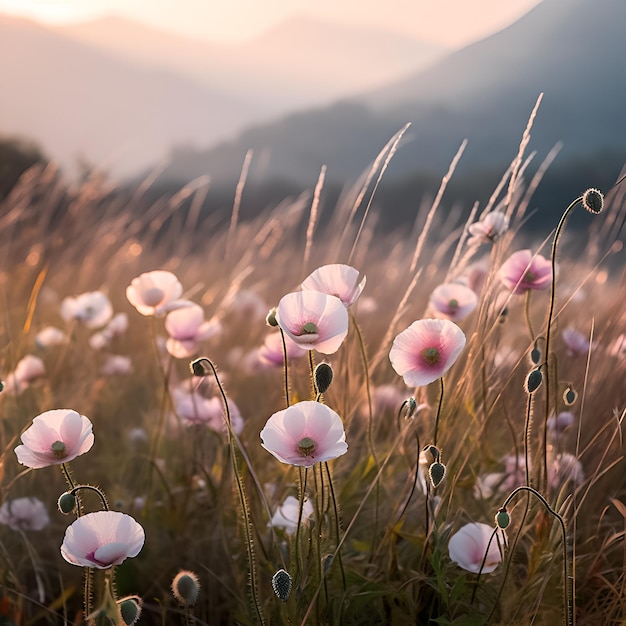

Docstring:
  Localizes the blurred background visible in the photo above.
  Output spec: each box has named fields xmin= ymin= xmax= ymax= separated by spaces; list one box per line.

xmin=1 ymin=0 xmax=625 ymax=229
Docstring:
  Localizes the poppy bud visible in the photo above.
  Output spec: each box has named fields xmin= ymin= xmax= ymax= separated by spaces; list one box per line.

xmin=271 ymin=568 xmax=292 ymax=602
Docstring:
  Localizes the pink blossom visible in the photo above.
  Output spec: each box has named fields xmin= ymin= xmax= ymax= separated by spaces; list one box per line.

xmin=257 ymin=331 xmax=308 ymax=367
xmin=548 ymin=452 xmax=584 ymax=490
xmin=301 ymin=264 xmax=366 ymax=307
xmin=389 ymin=319 xmax=466 ymax=387
xmin=0 ymin=497 xmax=50 ymax=531
xmin=61 ymin=291 xmax=113 ymax=328
xmin=547 ymin=411 xmax=575 ymax=434
xmin=448 ymin=522 xmax=504 ymax=574
xmin=467 ymin=211 xmax=509 ymax=246
xmin=171 ymin=387 xmax=244 ymax=435
xmin=269 ymin=495 xmax=314 ymax=534
xmin=101 ymin=355 xmax=133 ymax=376
xmin=3 ymin=355 xmax=46 ymax=395
xmin=498 ymin=249 xmax=552 ymax=295
xmin=15 ymin=409 xmax=94 ymax=469
xmin=126 ymin=270 xmax=184 ymax=316
xmin=428 ymin=283 xmax=478 ymax=321
xmin=562 ymin=327 xmax=594 ymax=356
xmin=260 ymin=401 xmax=348 ymax=467
xmin=165 ymin=304 xmax=221 ymax=358
xmin=89 ymin=313 xmax=129 ymax=350
xmin=35 ymin=326 xmax=67 ymax=349
xmin=276 ymin=291 xmax=349 ymax=354
xmin=60 ymin=511 xmax=144 ymax=569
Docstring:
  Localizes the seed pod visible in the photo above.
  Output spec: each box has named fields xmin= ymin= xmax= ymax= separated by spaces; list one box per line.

xmin=495 ymin=507 xmax=511 ymax=530
xmin=271 ymin=569 xmax=293 ymax=602
xmin=314 ymin=362 xmax=333 ymax=394
xmin=429 ymin=461 xmax=446 ymax=488
xmin=525 ymin=368 xmax=543 ymax=393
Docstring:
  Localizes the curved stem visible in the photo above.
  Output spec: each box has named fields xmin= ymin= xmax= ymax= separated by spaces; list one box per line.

xmin=433 ymin=377 xmax=445 ymax=448
xmin=69 ymin=485 xmax=109 ymax=512
xmin=524 ymin=290 xmax=535 ymax=342
xmin=541 ymin=196 xmax=582 ymax=491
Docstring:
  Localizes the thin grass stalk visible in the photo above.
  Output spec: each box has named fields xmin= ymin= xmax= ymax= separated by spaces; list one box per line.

xmin=302 ymin=165 xmax=326 ymax=274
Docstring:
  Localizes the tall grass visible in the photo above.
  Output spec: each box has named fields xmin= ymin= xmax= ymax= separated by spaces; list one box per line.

xmin=0 ymin=136 xmax=624 ymax=625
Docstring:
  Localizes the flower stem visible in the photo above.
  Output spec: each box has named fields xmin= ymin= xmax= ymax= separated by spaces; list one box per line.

xmin=432 ymin=377 xmax=445 ymax=448
xmin=279 ymin=329 xmax=291 ymax=408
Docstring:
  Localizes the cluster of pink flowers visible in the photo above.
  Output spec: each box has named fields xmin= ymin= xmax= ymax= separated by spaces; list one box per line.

xmin=12 ymin=408 xmax=145 ymax=570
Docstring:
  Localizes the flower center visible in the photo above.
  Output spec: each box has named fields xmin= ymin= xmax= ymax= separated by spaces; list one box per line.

xmin=302 ymin=322 xmax=318 ymax=334
xmin=448 ymin=299 xmax=459 ymax=310
xmin=421 ymin=347 xmax=440 ymax=365
xmin=523 ymin=271 xmax=536 ymax=283
xmin=297 ymin=437 xmax=316 ymax=457
xmin=143 ymin=287 xmax=165 ymax=307
xmin=50 ymin=440 xmax=67 ymax=459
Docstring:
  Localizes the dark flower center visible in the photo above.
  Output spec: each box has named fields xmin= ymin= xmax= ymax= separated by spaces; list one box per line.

xmin=421 ymin=347 xmax=440 ymax=365
xmin=50 ymin=440 xmax=67 ymax=459
xmin=302 ymin=322 xmax=318 ymax=334
xmin=297 ymin=437 xmax=316 ymax=457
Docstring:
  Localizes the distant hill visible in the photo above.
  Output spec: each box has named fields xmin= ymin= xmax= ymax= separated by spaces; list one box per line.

xmin=55 ymin=15 xmax=445 ymax=113
xmin=158 ymin=0 xmax=626 ymax=192
xmin=0 ymin=16 xmax=257 ymax=176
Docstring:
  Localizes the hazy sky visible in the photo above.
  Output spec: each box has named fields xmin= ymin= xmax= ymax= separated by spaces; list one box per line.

xmin=0 ymin=0 xmax=542 ymax=47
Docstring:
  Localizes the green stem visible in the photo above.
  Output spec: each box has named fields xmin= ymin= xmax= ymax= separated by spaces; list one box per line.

xmin=541 ymin=196 xmax=582 ymax=492
xmin=432 ymin=377 xmax=445 ymax=448
xmin=524 ymin=290 xmax=535 ymax=342
xmin=279 ymin=328 xmax=291 ymax=408
xmin=196 ymin=358 xmax=265 ymax=625
xmin=295 ymin=467 xmax=309 ymax=586
xmin=69 ymin=485 xmax=109 ymax=511
xmin=324 ymin=462 xmax=346 ymax=592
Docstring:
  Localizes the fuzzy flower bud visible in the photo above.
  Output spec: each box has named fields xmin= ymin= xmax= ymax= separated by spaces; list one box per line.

xmin=271 ymin=568 xmax=293 ymax=602
xmin=119 ymin=596 xmax=143 ymax=625
xmin=314 ymin=362 xmax=333 ymax=394
xmin=582 ymin=188 xmax=604 ymax=214
xmin=495 ymin=507 xmax=511 ymax=530
xmin=563 ymin=385 xmax=578 ymax=406
xmin=266 ymin=308 xmax=278 ymax=327
xmin=429 ymin=461 xmax=446 ymax=488
xmin=525 ymin=368 xmax=543 ymax=394
xmin=172 ymin=570 xmax=200 ymax=607
xmin=57 ymin=492 xmax=77 ymax=515
xmin=190 ymin=358 xmax=211 ymax=377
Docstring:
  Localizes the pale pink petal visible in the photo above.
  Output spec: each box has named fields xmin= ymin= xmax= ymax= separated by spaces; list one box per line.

xmin=302 ymin=264 xmax=366 ymax=307
xmin=448 ymin=522 xmax=503 ymax=574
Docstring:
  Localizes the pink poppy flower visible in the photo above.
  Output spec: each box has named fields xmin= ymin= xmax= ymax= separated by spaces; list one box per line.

xmin=3 ymin=355 xmax=46 ymax=395
xmin=389 ymin=319 xmax=466 ymax=387
xmin=61 ymin=291 xmax=113 ymax=328
xmin=562 ymin=327 xmax=594 ymax=356
xmin=498 ymin=249 xmax=552 ymax=295
xmin=165 ymin=304 xmax=221 ymax=358
xmin=60 ymin=510 xmax=145 ymax=569
xmin=126 ymin=270 xmax=184 ymax=316
xmin=35 ymin=326 xmax=67 ymax=349
xmin=428 ymin=283 xmax=478 ymax=321
xmin=260 ymin=401 xmax=348 ymax=468
xmin=548 ymin=452 xmax=584 ymax=490
xmin=171 ymin=387 xmax=243 ymax=434
xmin=547 ymin=411 xmax=575 ymax=434
xmin=89 ymin=313 xmax=129 ymax=350
xmin=448 ymin=522 xmax=504 ymax=574
xmin=467 ymin=211 xmax=509 ymax=246
xmin=257 ymin=331 xmax=308 ymax=367
xmin=269 ymin=495 xmax=314 ymax=534
xmin=14 ymin=409 xmax=94 ymax=469
xmin=0 ymin=497 xmax=50 ymax=531
xmin=101 ymin=355 xmax=133 ymax=376
xmin=276 ymin=291 xmax=349 ymax=354
xmin=301 ymin=264 xmax=366 ymax=307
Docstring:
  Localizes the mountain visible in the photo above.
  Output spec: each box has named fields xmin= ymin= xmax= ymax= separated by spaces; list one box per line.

xmin=0 ymin=15 xmax=259 ymax=176
xmin=159 ymin=0 xmax=626 ymax=190
xmin=55 ymin=15 xmax=446 ymax=113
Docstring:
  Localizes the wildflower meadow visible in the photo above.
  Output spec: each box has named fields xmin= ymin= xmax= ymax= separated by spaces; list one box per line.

xmin=0 ymin=121 xmax=625 ymax=625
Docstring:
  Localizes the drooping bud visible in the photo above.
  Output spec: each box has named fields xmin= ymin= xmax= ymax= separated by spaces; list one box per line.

xmin=314 ymin=362 xmax=333 ymax=394
xmin=403 ymin=397 xmax=417 ymax=420
xmin=190 ymin=358 xmax=211 ymax=377
xmin=119 ymin=596 xmax=143 ymax=625
xmin=428 ymin=461 xmax=446 ymax=488
xmin=266 ymin=308 xmax=278 ymax=327
xmin=271 ymin=568 xmax=293 ymax=602
xmin=530 ymin=340 xmax=542 ymax=365
xmin=525 ymin=368 xmax=543 ymax=394
xmin=563 ymin=385 xmax=578 ymax=406
xmin=171 ymin=570 xmax=200 ymax=607
xmin=582 ymin=188 xmax=604 ymax=215
xmin=495 ymin=507 xmax=511 ymax=530
xmin=57 ymin=491 xmax=77 ymax=515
